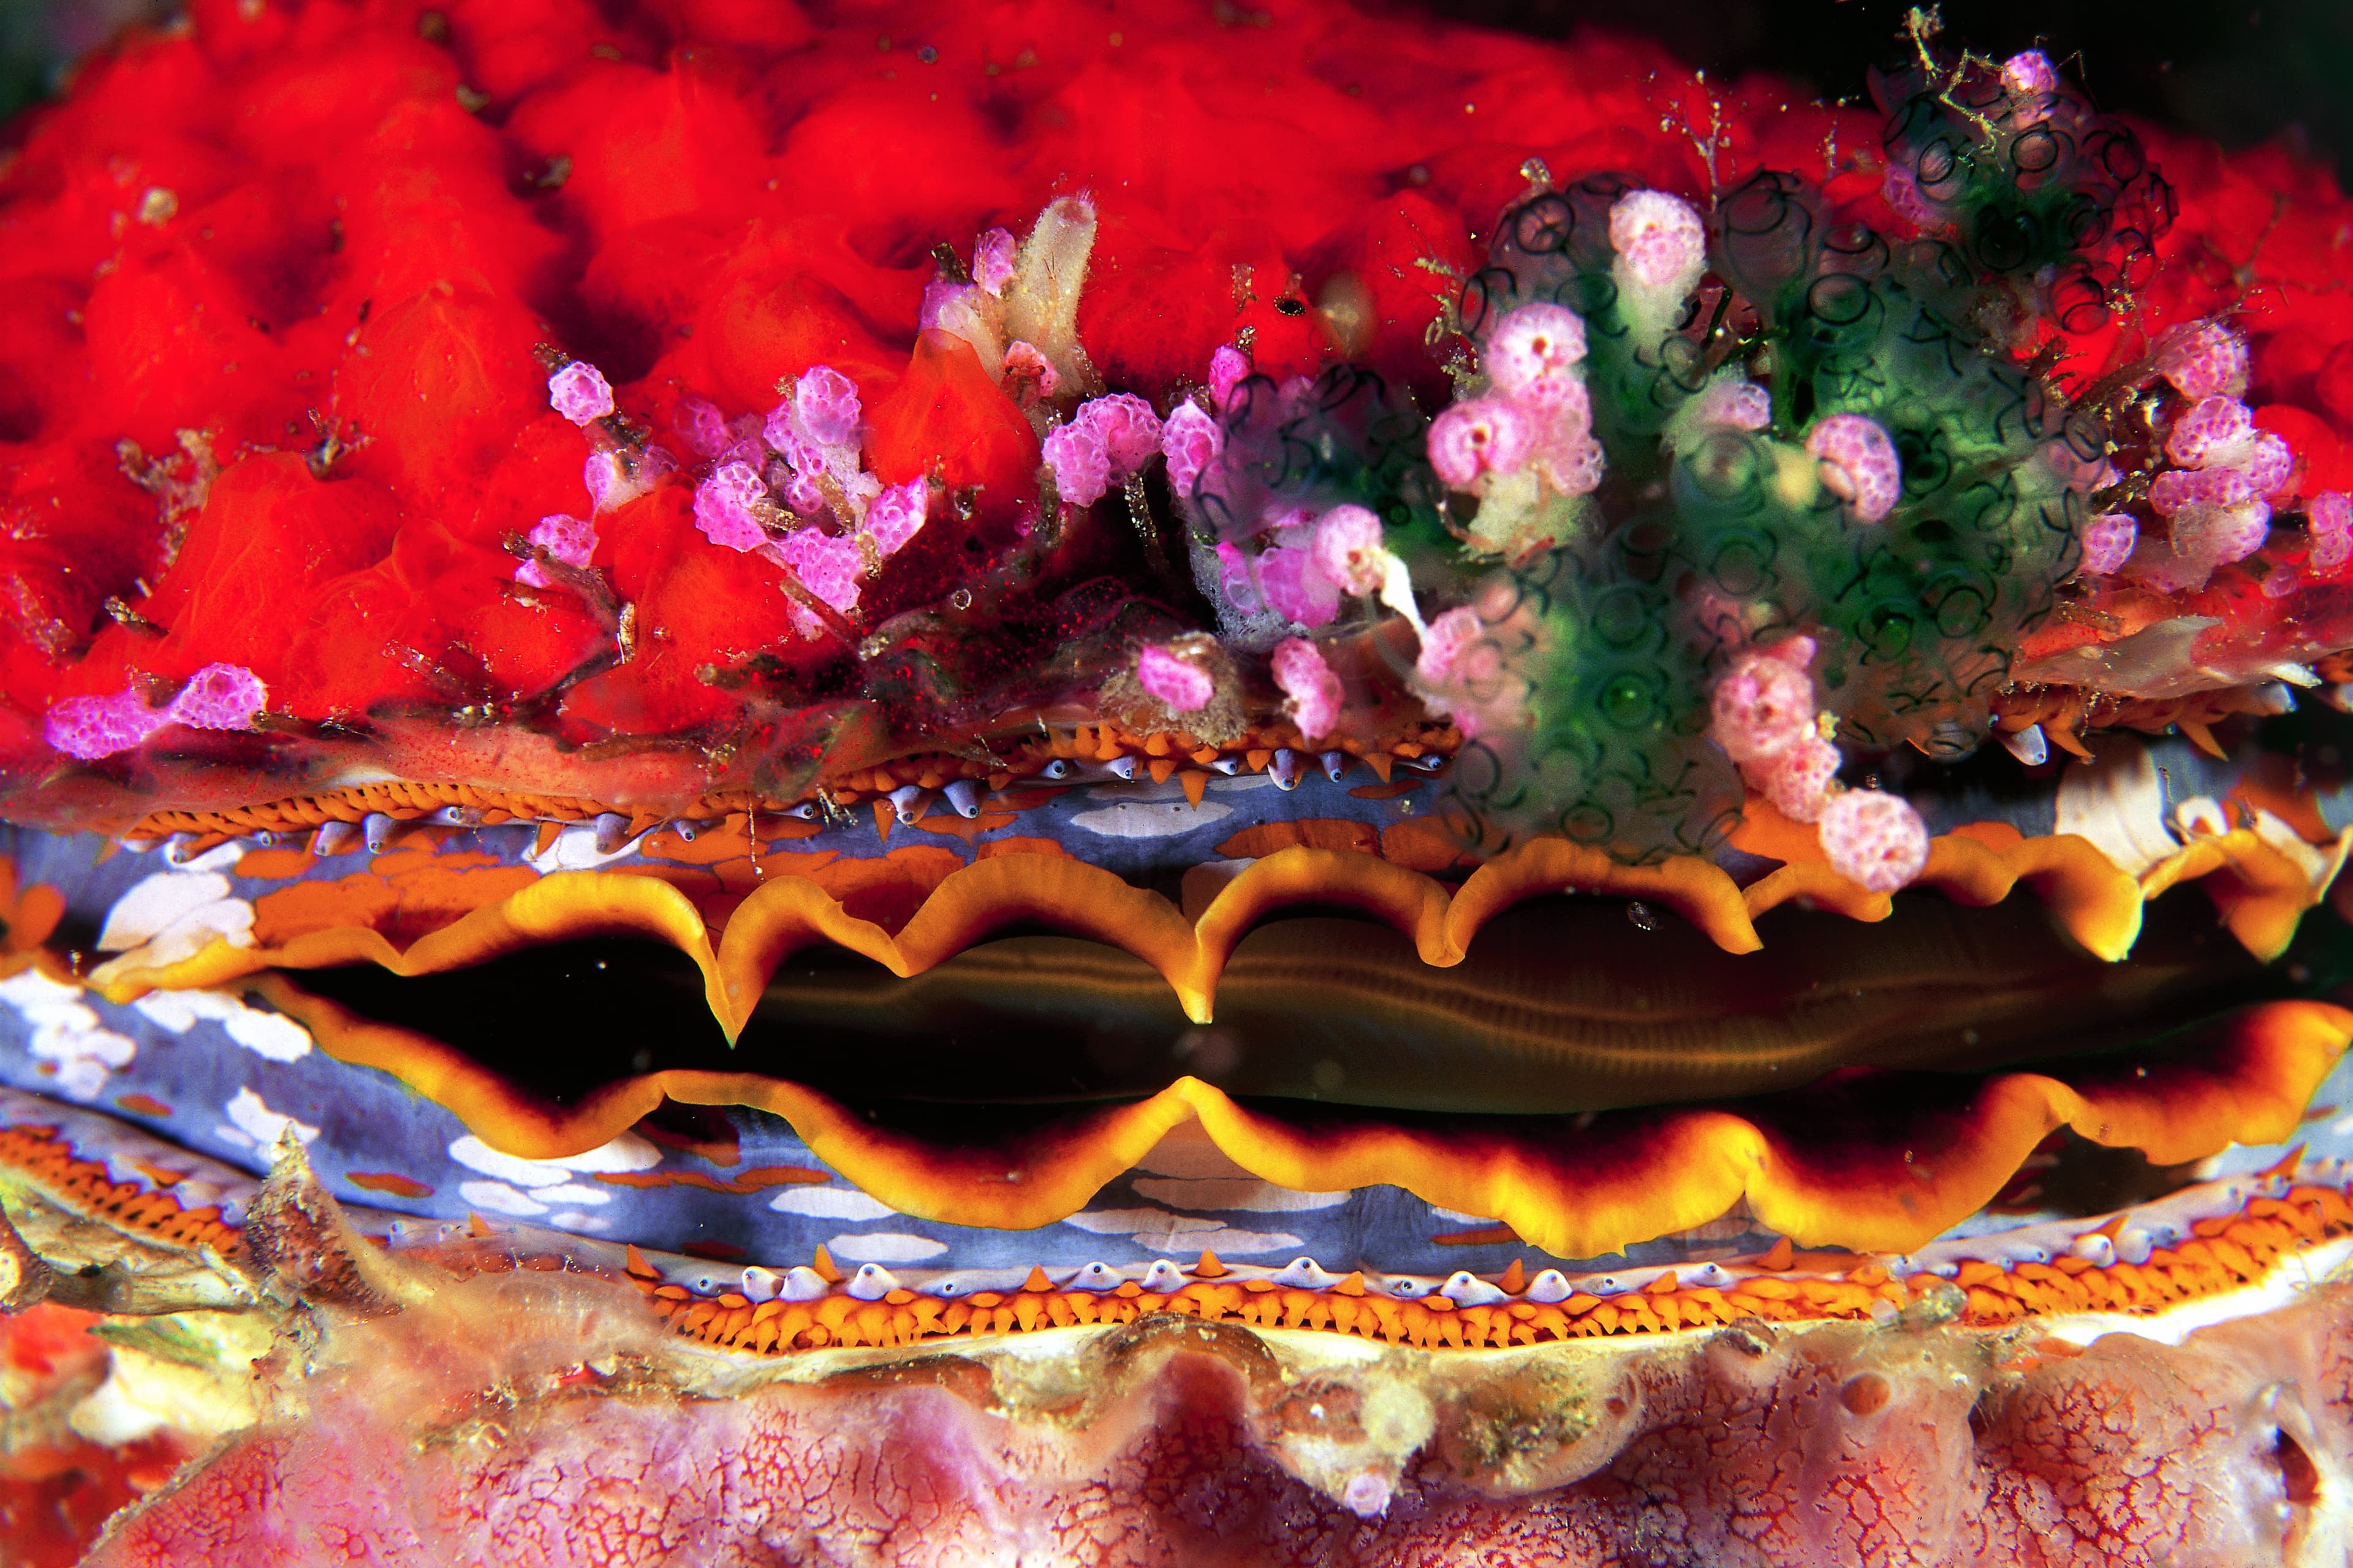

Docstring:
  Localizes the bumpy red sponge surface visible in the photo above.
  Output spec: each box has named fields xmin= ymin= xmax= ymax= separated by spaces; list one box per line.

xmin=2 ymin=0 xmax=2350 ymax=750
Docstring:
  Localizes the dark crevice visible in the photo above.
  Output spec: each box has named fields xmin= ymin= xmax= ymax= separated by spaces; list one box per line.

xmin=288 ymin=882 xmax=2292 ymax=1125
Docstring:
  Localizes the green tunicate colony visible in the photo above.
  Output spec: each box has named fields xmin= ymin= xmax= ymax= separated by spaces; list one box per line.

xmin=1428 ymin=53 xmax=2174 ymax=860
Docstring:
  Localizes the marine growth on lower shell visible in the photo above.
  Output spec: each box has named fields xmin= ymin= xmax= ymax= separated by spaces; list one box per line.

xmin=2 ymin=2 xmax=2353 ymax=1564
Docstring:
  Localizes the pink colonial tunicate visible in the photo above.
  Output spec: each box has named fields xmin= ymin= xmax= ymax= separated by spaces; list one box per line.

xmin=2153 ymin=319 xmax=2250 ymax=402
xmin=2165 ymin=395 xmax=2257 ymax=469
xmin=43 ymin=689 xmax=167 ymax=760
xmin=2078 ymin=513 xmax=2139 ymax=576
xmin=2147 ymin=465 xmax=2256 ymax=517
xmin=1607 ymin=189 xmax=1707 ymax=296
xmin=1208 ymin=344 xmax=1250 ymax=409
xmin=674 ymin=395 xmax=732 ymax=458
xmin=1086 ymin=394 xmax=1165 ymax=475
xmin=778 ymin=528 xmax=864 ymax=614
xmin=515 ymin=513 xmax=598 ymax=588
xmin=692 ymin=461 xmax=770 ymax=552
xmin=770 ymin=453 xmax=827 ymax=517
xmin=2243 ymin=430 xmax=2295 ymax=498
xmin=1270 ymin=637 xmax=1344 ymax=743
xmin=1882 ymin=162 xmax=1938 ymax=229
xmin=862 ymin=479 xmax=927 ymax=557
xmin=1214 ymin=542 xmax=1262 ymax=613
xmin=1042 ymin=420 xmax=1110 ymax=508
xmin=1047 ymin=395 xmax=1165 ymax=507
xmin=1427 ymin=396 xmax=1534 ymax=490
xmin=2311 ymin=491 xmax=2353 ymax=572
xmin=1819 ymin=788 xmax=1930 ymax=892
xmin=1256 ymin=545 xmax=1341 ymax=627
xmin=1709 ymin=640 xmax=1818 ymax=765
xmin=1533 ymin=426 xmax=1605 ymax=496
xmin=547 ymin=361 xmax=614 ymax=426
xmin=1760 ymin=733 xmax=1841 ymax=824
xmin=1160 ymin=401 xmax=1223 ymax=498
xmin=2000 ymin=49 xmax=2058 ymax=98
xmin=1414 ymin=606 xmax=1483 ymax=686
xmin=1309 ymin=506 xmax=1387 ymax=596
xmin=1806 ymin=414 xmax=1902 ymax=523
xmin=1691 ymin=378 xmax=1771 ymax=433
xmin=791 ymin=365 xmax=863 ymax=449
xmin=1483 ymin=304 xmax=1588 ymax=401
xmin=919 ymin=277 xmax=984 ymax=336
xmin=583 ymin=445 xmax=673 ymax=516
xmin=166 ymin=663 xmax=268 ymax=730
xmin=1136 ymin=645 xmax=1214 ymax=711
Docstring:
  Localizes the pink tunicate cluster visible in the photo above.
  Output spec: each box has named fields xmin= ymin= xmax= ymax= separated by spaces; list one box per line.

xmin=760 ymin=365 xmax=874 ymax=517
xmin=1208 ymin=344 xmax=1250 ymax=410
xmin=1703 ymin=633 xmax=1924 ymax=874
xmin=778 ymin=528 xmax=863 ymax=612
xmin=45 ymin=689 xmax=167 ymax=759
xmin=1308 ymin=505 xmax=1387 ymax=596
xmin=1160 ymin=401 xmax=1223 ymax=499
xmin=673 ymin=365 xmax=929 ymax=637
xmin=772 ymin=483 xmax=927 ymax=638
xmin=1045 ymin=394 xmax=1165 ymax=508
xmin=1414 ymin=606 xmax=1482 ymax=689
xmin=1818 ymin=789 xmax=1931 ymax=893
xmin=1806 ymin=414 xmax=1902 ymax=523
xmin=919 ymin=276 xmax=988 ymax=341
xmin=2001 ymin=50 xmax=2058 ymax=98
xmin=2146 ymin=464 xmax=2257 ymax=516
xmin=1428 ymin=397 xmax=1532 ymax=490
xmin=675 ymin=395 xmax=733 ymax=458
xmin=2077 ymin=513 xmax=2139 ymax=577
xmin=1256 ymin=541 xmax=1340 ymax=626
xmin=583 ymin=445 xmax=673 ymax=516
xmin=1220 ymin=504 xmax=1401 ymax=628
xmin=1411 ymin=596 xmax=1517 ymax=741
xmin=45 ymin=662 xmax=268 ymax=760
xmin=2310 ymin=491 xmax=2352 ymax=573
xmin=1691 ymin=378 xmax=1771 ymax=433
xmin=1881 ymin=162 xmax=1938 ymax=229
xmin=165 ymin=663 xmax=268 ymax=731
xmin=863 ymin=479 xmax=926 ymax=557
xmin=515 ymin=513 xmax=598 ymax=588
xmin=547 ymin=361 xmax=614 ymax=426
xmin=2131 ymin=331 xmax=2289 ymax=584
xmin=2164 ymin=395 xmax=2256 ymax=469
xmin=1710 ymin=639 xmax=1818 ymax=767
xmin=2153 ymin=318 xmax=2250 ymax=402
xmin=1270 ymin=637 xmax=1343 ymax=742
xmin=1484 ymin=303 xmax=1586 ymax=400
xmin=1135 ymin=645 xmax=1213 ymax=712
xmin=1763 ymin=734 xmax=1843 ymax=824
xmin=789 ymin=365 xmax=862 ymax=449
xmin=1428 ymin=304 xmax=1605 ymax=498
xmin=692 ymin=460 xmax=770 ymax=553
xmin=1607 ymin=189 xmax=1708 ymax=298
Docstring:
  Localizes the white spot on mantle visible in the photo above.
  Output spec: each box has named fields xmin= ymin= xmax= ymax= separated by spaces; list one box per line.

xmin=1067 ymin=798 xmax=1233 ymax=838
xmin=447 ymin=1133 xmax=659 ymax=1189
xmin=132 ymin=989 xmax=310 ymax=1061
xmin=826 ymin=1232 xmax=947 ymax=1262
xmin=216 ymin=1086 xmax=318 ymax=1151
xmin=770 ymin=1186 xmax=896 ymax=1221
